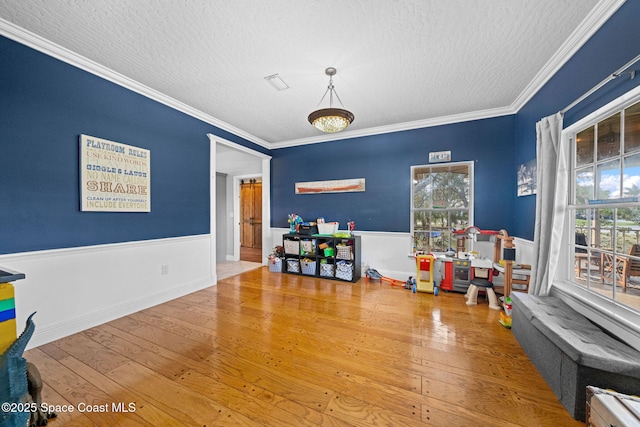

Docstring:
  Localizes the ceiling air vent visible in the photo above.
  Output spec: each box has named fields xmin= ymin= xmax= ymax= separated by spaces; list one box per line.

xmin=264 ymin=73 xmax=289 ymax=91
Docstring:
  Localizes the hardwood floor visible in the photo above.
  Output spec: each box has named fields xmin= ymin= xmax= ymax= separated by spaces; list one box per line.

xmin=25 ymin=268 xmax=583 ymax=426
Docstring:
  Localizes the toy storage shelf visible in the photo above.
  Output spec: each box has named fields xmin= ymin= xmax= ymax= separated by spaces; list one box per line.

xmin=282 ymin=233 xmax=361 ymax=283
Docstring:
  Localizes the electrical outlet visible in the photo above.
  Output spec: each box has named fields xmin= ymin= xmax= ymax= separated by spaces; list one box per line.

xmin=161 ymin=264 xmax=169 ymax=275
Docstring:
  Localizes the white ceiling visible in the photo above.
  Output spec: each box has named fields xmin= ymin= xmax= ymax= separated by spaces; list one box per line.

xmin=0 ymin=0 xmax=621 ymax=149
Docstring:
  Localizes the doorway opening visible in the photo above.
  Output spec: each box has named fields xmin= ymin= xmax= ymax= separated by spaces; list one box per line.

xmin=208 ymin=134 xmax=271 ymax=283
xmin=240 ymin=178 xmax=262 ymax=262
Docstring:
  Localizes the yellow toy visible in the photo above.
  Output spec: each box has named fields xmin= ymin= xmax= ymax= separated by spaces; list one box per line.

xmin=415 ymin=254 xmax=435 ymax=293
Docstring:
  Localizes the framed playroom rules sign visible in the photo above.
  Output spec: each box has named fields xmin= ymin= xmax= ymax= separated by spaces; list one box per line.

xmin=80 ymin=134 xmax=151 ymax=212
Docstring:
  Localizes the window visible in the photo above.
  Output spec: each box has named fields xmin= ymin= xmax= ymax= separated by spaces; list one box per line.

xmin=411 ymin=162 xmax=473 ymax=252
xmin=571 ymin=99 xmax=640 ymax=313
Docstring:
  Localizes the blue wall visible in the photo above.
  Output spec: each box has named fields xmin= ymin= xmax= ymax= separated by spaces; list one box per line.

xmin=272 ymin=115 xmax=516 ymax=233
xmin=0 ymin=35 xmax=264 ymax=254
xmin=513 ymin=0 xmax=640 ymax=240
xmin=272 ymin=0 xmax=640 ymax=240
xmin=2 ymin=0 xmax=639 ymax=254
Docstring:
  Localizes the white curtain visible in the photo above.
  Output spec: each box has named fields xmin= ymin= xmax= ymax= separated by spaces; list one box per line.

xmin=531 ymin=112 xmax=567 ymax=295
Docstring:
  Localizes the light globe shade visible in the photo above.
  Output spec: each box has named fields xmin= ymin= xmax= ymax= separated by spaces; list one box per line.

xmin=308 ymin=108 xmax=355 ymax=133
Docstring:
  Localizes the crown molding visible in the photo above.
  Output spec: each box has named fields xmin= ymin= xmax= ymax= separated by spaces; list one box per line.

xmin=269 ymin=106 xmax=516 ymax=149
xmin=0 ymin=0 xmax=624 ymax=150
xmin=510 ymin=0 xmax=626 ymax=112
xmin=0 ymin=18 xmax=271 ymax=149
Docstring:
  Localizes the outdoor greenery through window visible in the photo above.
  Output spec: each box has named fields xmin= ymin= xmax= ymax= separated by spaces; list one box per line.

xmin=572 ymin=99 xmax=640 ymax=312
xmin=411 ymin=162 xmax=472 ymax=252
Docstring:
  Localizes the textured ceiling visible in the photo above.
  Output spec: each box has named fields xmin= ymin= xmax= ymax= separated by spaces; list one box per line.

xmin=0 ymin=0 xmax=617 ymax=148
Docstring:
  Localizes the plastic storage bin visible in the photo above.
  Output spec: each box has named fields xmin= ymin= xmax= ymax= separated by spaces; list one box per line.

xmin=317 ymin=222 xmax=339 ymax=235
xmin=286 ymin=259 xmax=300 ymax=273
xmin=301 ymin=260 xmax=316 ymax=275
xmin=268 ymin=258 xmax=282 ymax=272
xmin=336 ymin=244 xmax=352 ymax=260
xmin=320 ymin=263 xmax=335 ymax=277
xmin=298 ymin=224 xmax=318 ymax=235
xmin=335 ymin=260 xmax=353 ymax=281
xmin=284 ymin=239 xmax=299 ymax=255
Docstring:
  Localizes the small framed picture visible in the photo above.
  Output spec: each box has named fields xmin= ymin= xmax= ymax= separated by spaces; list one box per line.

xmin=517 ymin=159 xmax=536 ymax=197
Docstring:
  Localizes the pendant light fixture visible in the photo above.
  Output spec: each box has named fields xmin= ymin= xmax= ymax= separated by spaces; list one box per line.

xmin=308 ymin=67 xmax=355 ymax=133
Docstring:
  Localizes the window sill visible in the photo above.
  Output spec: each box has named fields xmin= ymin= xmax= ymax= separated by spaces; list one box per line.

xmin=550 ymin=280 xmax=640 ymax=352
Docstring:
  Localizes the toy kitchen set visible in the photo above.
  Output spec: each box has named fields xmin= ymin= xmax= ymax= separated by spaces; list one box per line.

xmin=437 ymin=228 xmax=496 ymax=293
xmin=416 ymin=227 xmax=530 ymax=296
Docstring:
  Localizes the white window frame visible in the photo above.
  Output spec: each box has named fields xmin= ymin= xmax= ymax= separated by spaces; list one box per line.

xmin=553 ymin=84 xmax=640 ymax=351
xmin=410 ymin=161 xmax=474 ymax=253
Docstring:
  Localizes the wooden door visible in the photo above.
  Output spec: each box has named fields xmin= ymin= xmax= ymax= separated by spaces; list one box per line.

xmin=240 ymin=179 xmax=262 ymax=249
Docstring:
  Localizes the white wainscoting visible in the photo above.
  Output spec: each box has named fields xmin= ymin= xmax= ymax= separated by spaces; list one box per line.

xmin=270 ymin=228 xmax=536 ymax=281
xmin=0 ymin=235 xmax=214 ymax=349
xmin=514 ymin=237 xmax=534 ymax=266
xmin=270 ymin=228 xmax=416 ymax=279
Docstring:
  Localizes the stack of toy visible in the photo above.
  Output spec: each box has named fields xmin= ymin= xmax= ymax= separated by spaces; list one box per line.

xmin=0 ymin=283 xmax=17 ymax=354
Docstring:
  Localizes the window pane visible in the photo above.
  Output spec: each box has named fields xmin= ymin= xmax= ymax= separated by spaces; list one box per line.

xmin=413 ymin=167 xmax=433 ymax=209
xmin=597 ymin=208 xmax=640 ymax=304
xmin=617 ymin=207 xmax=640 ymax=253
xmin=449 ymin=210 xmax=469 ymax=230
xmin=624 ymin=101 xmax=640 ymax=153
xmin=576 ymin=126 xmax=594 ymax=166
xmin=430 ymin=211 xmax=451 ymax=251
xmin=573 ymin=212 xmax=600 ymax=288
xmin=431 ymin=172 xmax=450 ymax=208
xmin=596 ymin=159 xmax=620 ymax=199
xmin=597 ymin=112 xmax=621 ymax=161
xmin=448 ymin=166 xmax=470 ymax=209
xmin=413 ymin=211 xmax=432 ymax=251
xmin=575 ymin=167 xmax=594 ymax=204
xmin=596 ymin=208 xmax=615 ymax=250
xmin=413 ymin=210 xmax=468 ymax=252
xmin=574 ymin=209 xmax=590 ymax=245
xmin=623 ymin=152 xmax=640 ymax=198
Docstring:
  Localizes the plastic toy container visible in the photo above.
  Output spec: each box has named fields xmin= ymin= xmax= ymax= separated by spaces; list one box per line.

xmin=317 ymin=222 xmax=339 ymax=235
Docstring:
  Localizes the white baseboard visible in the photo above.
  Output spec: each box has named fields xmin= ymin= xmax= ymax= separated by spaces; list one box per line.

xmin=0 ymin=235 xmax=214 ymax=349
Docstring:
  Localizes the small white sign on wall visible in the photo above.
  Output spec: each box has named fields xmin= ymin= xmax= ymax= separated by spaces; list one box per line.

xmin=429 ymin=151 xmax=451 ymax=163
xmin=80 ymin=134 xmax=151 ymax=212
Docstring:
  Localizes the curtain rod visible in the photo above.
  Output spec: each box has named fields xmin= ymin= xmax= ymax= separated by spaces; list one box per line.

xmin=560 ymin=53 xmax=640 ymax=115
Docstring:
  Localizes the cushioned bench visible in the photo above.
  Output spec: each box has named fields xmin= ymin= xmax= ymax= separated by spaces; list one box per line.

xmin=510 ymin=292 xmax=640 ymax=421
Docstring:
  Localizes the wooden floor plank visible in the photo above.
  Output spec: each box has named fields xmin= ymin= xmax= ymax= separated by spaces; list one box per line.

xmin=22 ymin=267 xmax=584 ymax=426
xmin=89 ymin=322 xmax=335 ymax=414
xmin=25 ymin=348 xmax=153 ymax=426
xmin=57 ymin=353 xmax=185 ymax=427
xmin=106 ymin=361 xmax=225 ymax=426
